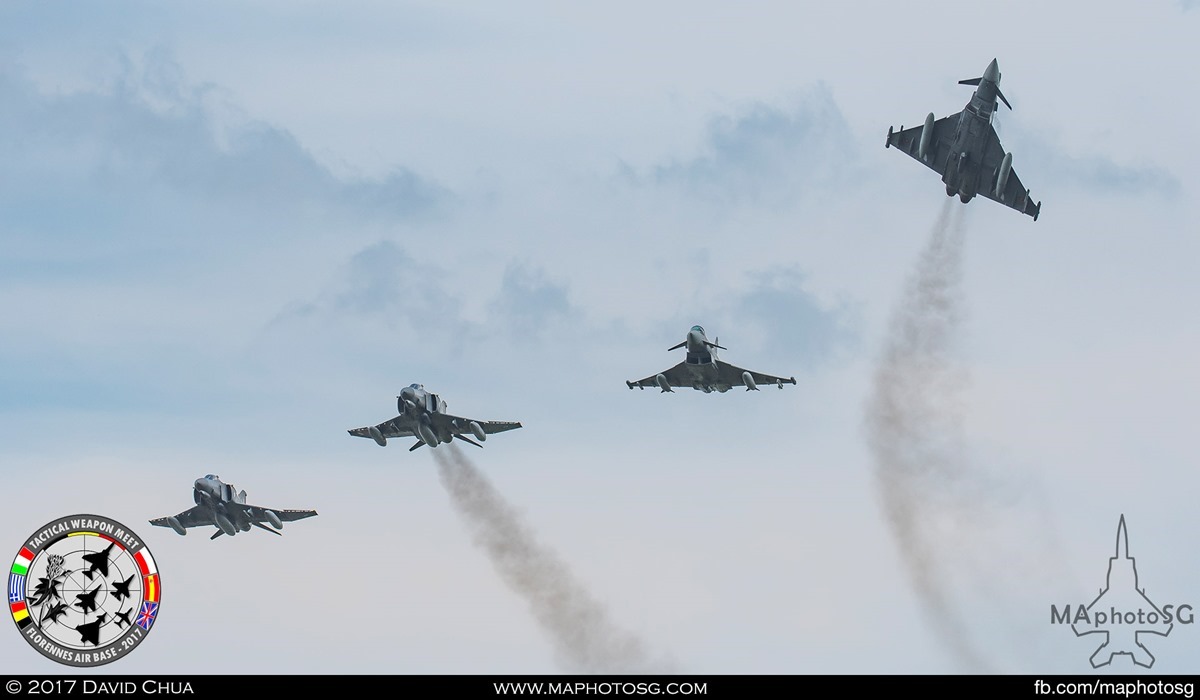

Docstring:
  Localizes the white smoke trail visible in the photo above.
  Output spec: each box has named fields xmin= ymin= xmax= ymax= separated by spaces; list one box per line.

xmin=433 ymin=443 xmax=674 ymax=673
xmin=864 ymin=199 xmax=989 ymax=670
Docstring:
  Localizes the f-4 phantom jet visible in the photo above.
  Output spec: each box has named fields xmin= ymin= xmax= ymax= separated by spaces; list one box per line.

xmin=886 ymin=58 xmax=1042 ymax=220
xmin=627 ymin=326 xmax=796 ymax=393
xmin=149 ymin=475 xmax=318 ymax=540
xmin=348 ymin=383 xmax=522 ymax=451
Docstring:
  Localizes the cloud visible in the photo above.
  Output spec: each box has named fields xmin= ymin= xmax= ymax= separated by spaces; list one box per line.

xmin=731 ymin=267 xmax=858 ymax=368
xmin=636 ymin=85 xmax=858 ymax=208
xmin=1016 ymin=132 xmax=1181 ymax=198
xmin=488 ymin=264 xmax=574 ymax=340
xmin=0 ymin=51 xmax=453 ymax=426
xmin=0 ymin=49 xmax=448 ymax=243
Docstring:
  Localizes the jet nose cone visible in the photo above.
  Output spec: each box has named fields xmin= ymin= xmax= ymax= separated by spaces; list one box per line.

xmin=194 ymin=478 xmax=207 ymax=491
xmin=984 ymin=58 xmax=1000 ymax=82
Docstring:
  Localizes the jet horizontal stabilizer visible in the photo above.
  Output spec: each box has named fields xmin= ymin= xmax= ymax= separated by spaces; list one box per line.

xmin=454 ymin=434 xmax=484 ymax=448
xmin=251 ymin=521 xmax=282 ymax=536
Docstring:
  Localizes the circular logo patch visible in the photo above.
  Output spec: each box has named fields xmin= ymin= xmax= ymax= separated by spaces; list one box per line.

xmin=8 ymin=514 xmax=160 ymax=666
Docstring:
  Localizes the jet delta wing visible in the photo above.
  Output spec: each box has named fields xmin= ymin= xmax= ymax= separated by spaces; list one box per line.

xmin=885 ymin=116 xmax=958 ymax=178
xmin=627 ymin=325 xmax=796 ymax=393
xmin=713 ymin=360 xmax=797 ymax=391
xmin=978 ymin=128 xmax=1041 ymax=218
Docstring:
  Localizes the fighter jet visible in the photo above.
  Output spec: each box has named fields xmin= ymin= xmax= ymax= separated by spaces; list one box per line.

xmin=113 ymin=608 xmax=132 ymax=629
xmin=149 ymin=474 xmax=318 ymax=541
xmin=74 ymin=584 xmax=101 ymax=614
xmin=110 ymin=574 xmax=135 ymax=602
xmin=75 ymin=614 xmax=106 ymax=646
xmin=886 ymin=58 xmax=1042 ymax=220
xmin=626 ymin=325 xmax=796 ymax=393
xmin=81 ymin=542 xmax=114 ymax=581
xmin=348 ymin=383 xmax=522 ymax=451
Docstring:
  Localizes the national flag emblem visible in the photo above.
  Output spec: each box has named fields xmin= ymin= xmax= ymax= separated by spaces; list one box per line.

xmin=136 ymin=601 xmax=158 ymax=631
xmin=143 ymin=574 xmax=159 ymax=604
xmin=8 ymin=573 xmax=25 ymax=603
xmin=11 ymin=548 xmax=33 ymax=576
xmin=11 ymin=601 xmax=31 ymax=630
xmin=134 ymin=549 xmax=157 ymax=577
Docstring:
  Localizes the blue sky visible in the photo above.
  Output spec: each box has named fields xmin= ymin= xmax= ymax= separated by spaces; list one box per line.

xmin=1 ymin=0 xmax=1198 ymax=674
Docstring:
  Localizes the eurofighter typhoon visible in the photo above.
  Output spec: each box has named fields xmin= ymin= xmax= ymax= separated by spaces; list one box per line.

xmin=626 ymin=326 xmax=796 ymax=393
xmin=886 ymin=58 xmax=1042 ymax=220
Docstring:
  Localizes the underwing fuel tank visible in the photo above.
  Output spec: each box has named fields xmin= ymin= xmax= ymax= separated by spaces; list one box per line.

xmin=367 ymin=426 xmax=387 ymax=447
xmin=918 ymin=112 xmax=935 ymax=160
xmin=417 ymin=420 xmax=439 ymax=447
xmin=995 ymin=152 xmax=1013 ymax=198
xmin=469 ymin=421 xmax=487 ymax=441
xmin=742 ymin=371 xmax=758 ymax=391
xmin=214 ymin=513 xmax=236 ymax=537
xmin=264 ymin=510 xmax=283 ymax=530
xmin=166 ymin=516 xmax=186 ymax=536
xmin=655 ymin=374 xmax=673 ymax=393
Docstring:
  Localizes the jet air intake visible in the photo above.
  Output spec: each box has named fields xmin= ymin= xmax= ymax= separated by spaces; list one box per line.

xmin=918 ymin=112 xmax=935 ymax=160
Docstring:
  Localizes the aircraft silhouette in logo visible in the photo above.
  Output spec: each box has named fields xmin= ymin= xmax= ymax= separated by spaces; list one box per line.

xmin=1071 ymin=515 xmax=1173 ymax=668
